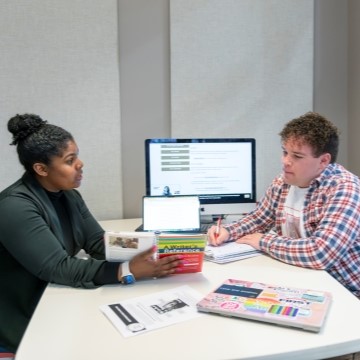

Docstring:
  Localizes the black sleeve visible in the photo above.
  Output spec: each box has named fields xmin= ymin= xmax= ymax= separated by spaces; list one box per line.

xmin=93 ymin=261 xmax=121 ymax=285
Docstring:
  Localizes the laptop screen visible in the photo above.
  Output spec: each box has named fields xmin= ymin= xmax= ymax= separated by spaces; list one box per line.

xmin=142 ymin=195 xmax=200 ymax=232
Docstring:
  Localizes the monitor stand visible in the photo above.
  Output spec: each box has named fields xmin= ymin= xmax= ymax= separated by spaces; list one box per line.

xmin=200 ymin=214 xmax=224 ymax=224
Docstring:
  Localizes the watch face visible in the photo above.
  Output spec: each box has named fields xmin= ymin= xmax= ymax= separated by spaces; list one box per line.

xmin=123 ymin=274 xmax=135 ymax=285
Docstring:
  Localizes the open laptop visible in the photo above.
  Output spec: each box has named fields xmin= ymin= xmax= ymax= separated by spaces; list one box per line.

xmin=196 ymin=278 xmax=332 ymax=332
xmin=135 ymin=195 xmax=201 ymax=233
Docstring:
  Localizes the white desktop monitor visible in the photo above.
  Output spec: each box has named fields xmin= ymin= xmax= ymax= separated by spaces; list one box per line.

xmin=144 ymin=138 xmax=257 ymax=219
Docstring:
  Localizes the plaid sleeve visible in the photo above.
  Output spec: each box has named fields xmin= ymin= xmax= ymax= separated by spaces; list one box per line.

xmin=260 ymin=179 xmax=360 ymax=270
xmin=225 ymin=177 xmax=282 ymax=240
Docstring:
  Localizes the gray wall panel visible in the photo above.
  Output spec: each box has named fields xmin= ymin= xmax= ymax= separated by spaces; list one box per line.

xmin=170 ymin=0 xmax=314 ymax=199
xmin=0 ymin=0 xmax=122 ymax=220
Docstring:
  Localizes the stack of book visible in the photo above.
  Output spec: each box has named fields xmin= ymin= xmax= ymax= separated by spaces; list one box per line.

xmin=104 ymin=231 xmax=207 ymax=273
xmin=157 ymin=233 xmax=207 ymax=273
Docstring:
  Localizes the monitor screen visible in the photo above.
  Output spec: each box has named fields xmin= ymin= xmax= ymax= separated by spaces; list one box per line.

xmin=145 ymin=138 xmax=256 ymax=219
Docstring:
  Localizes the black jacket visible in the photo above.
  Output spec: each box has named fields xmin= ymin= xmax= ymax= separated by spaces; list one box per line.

xmin=0 ymin=172 xmax=106 ymax=352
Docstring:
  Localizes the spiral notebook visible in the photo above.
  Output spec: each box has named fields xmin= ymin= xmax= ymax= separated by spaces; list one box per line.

xmin=196 ymin=278 xmax=332 ymax=332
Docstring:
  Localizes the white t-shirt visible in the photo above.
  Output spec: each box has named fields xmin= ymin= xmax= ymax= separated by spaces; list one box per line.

xmin=281 ymin=185 xmax=308 ymax=238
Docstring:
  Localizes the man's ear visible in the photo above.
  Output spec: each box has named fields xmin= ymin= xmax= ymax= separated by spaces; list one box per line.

xmin=320 ymin=153 xmax=331 ymax=168
xmin=33 ymin=163 xmax=48 ymax=177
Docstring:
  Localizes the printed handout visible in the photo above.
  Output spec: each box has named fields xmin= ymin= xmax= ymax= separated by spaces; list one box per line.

xmin=100 ymin=285 xmax=203 ymax=338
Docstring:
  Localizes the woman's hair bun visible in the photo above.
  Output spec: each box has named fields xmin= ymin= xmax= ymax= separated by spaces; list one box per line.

xmin=8 ymin=113 xmax=47 ymax=145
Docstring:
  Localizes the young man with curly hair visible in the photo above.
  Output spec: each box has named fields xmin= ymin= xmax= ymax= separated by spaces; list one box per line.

xmin=208 ymin=112 xmax=360 ymax=299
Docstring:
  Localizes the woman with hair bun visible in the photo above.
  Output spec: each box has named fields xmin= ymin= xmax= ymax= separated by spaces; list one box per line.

xmin=0 ymin=114 xmax=182 ymax=356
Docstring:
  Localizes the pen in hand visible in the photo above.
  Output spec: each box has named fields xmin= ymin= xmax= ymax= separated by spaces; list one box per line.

xmin=214 ymin=216 xmax=222 ymax=240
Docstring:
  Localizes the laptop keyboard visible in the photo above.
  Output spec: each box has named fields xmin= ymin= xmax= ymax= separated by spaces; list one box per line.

xmin=135 ymin=222 xmax=213 ymax=233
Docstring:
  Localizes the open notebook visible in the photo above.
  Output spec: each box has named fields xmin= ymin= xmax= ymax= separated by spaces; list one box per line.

xmin=197 ymin=279 xmax=332 ymax=332
xmin=135 ymin=195 xmax=201 ymax=233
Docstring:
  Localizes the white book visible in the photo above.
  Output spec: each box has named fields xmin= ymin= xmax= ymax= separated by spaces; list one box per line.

xmin=104 ymin=231 xmax=156 ymax=262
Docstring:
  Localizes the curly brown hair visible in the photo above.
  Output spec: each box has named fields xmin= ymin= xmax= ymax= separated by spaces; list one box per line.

xmin=279 ymin=112 xmax=339 ymax=163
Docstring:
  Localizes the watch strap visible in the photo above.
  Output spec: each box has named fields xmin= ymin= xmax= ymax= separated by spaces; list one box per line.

xmin=121 ymin=261 xmax=135 ymax=284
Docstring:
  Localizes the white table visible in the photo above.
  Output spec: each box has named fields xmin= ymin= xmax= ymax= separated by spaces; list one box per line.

xmin=16 ymin=219 xmax=360 ymax=360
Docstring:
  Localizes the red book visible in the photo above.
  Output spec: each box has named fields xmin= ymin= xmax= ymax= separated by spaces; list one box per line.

xmin=157 ymin=233 xmax=207 ymax=274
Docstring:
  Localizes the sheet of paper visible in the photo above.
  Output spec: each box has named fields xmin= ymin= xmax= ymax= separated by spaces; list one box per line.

xmin=100 ymin=285 xmax=203 ymax=338
xmin=205 ymin=242 xmax=261 ymax=263
xmin=206 ymin=252 xmax=260 ymax=264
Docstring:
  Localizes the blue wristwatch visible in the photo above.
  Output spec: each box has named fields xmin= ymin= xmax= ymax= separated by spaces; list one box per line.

xmin=121 ymin=261 xmax=135 ymax=285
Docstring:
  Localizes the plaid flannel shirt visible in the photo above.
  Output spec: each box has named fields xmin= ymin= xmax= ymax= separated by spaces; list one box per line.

xmin=225 ymin=163 xmax=360 ymax=298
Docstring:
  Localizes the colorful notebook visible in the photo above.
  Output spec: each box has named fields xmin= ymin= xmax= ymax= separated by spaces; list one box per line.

xmin=196 ymin=279 xmax=332 ymax=332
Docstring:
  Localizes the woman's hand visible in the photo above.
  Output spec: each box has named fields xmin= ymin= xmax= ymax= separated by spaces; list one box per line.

xmin=128 ymin=246 xmax=183 ymax=280
xmin=207 ymin=225 xmax=230 ymax=246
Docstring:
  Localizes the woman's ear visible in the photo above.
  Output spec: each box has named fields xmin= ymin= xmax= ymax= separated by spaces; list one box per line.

xmin=33 ymin=163 xmax=48 ymax=177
